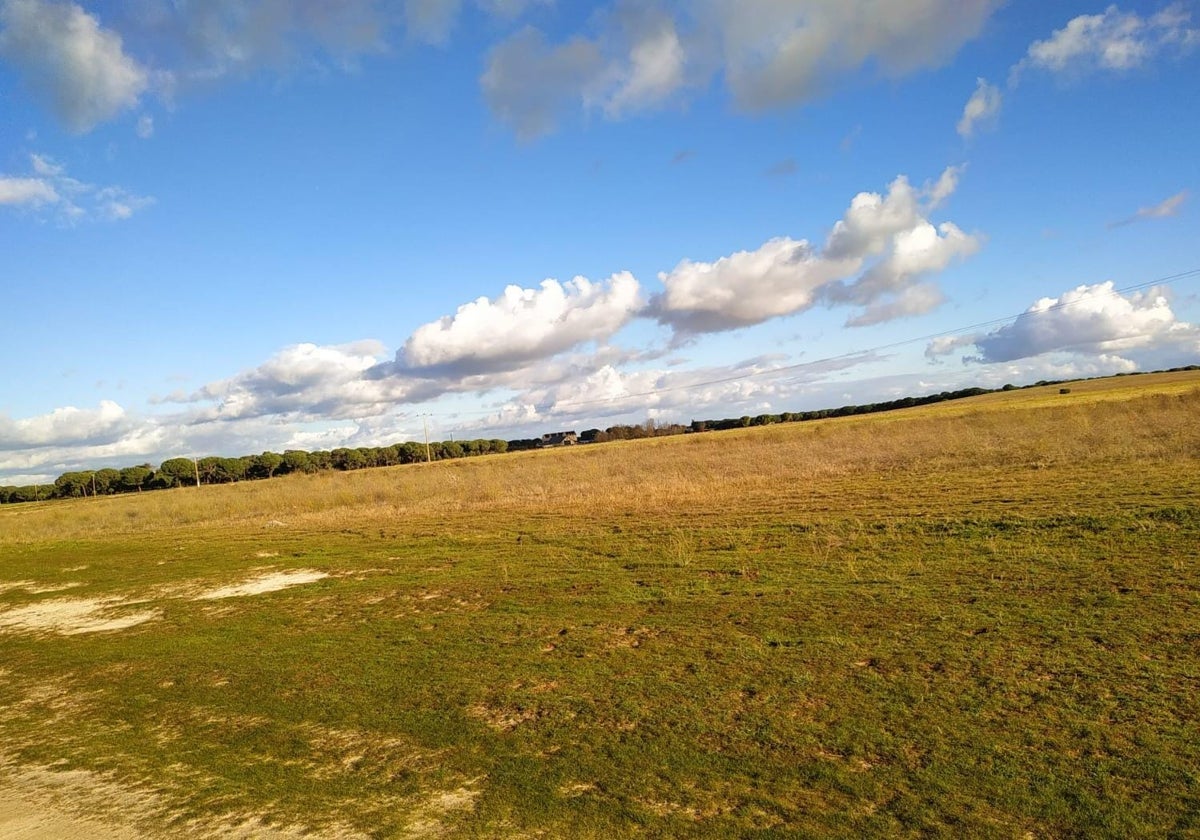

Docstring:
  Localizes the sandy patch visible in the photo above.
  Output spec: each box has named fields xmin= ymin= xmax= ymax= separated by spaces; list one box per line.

xmin=194 ymin=570 xmax=328 ymax=600
xmin=0 ymin=786 xmax=143 ymax=839
xmin=0 ymin=758 xmax=368 ymax=840
xmin=399 ymin=782 xmax=482 ymax=839
xmin=0 ymin=598 xmax=160 ymax=636
xmin=0 ymin=581 xmax=35 ymax=594
xmin=26 ymin=583 xmax=83 ymax=594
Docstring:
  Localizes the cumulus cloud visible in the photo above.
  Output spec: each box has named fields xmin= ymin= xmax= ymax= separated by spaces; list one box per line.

xmin=0 ymin=0 xmax=149 ymax=131
xmin=957 ymin=77 xmax=1001 ymax=137
xmin=652 ymin=237 xmax=855 ymax=335
xmin=1109 ymin=190 xmax=1188 ymax=227
xmin=831 ymin=220 xmax=981 ymax=311
xmin=927 ymin=282 xmax=1200 ymax=364
xmin=653 ymin=168 xmax=981 ymax=335
xmin=187 ymin=340 xmax=408 ymax=422
xmin=400 ymin=272 xmax=642 ymax=375
xmin=1016 ymin=4 xmax=1198 ymax=79
xmin=481 ymin=0 xmax=1001 ymax=136
xmin=710 ymin=0 xmax=1000 ymax=110
xmin=603 ymin=8 xmax=685 ymax=117
xmin=0 ymin=400 xmax=132 ymax=449
xmin=481 ymin=27 xmax=605 ymax=139
xmin=0 ymin=153 xmax=152 ymax=222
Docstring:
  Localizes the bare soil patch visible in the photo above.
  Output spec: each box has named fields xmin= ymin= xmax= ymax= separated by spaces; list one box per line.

xmin=193 ymin=570 xmax=328 ymax=600
xmin=0 ymin=598 xmax=160 ymax=636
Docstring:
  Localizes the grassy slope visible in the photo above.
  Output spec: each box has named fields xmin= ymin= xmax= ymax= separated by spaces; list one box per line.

xmin=1 ymin=371 xmax=1199 ymax=838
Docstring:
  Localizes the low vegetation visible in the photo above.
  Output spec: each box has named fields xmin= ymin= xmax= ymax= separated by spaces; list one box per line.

xmin=1 ymin=371 xmax=1198 ymax=837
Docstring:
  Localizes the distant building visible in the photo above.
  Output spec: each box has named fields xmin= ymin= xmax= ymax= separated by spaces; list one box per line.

xmin=540 ymin=431 xmax=578 ymax=447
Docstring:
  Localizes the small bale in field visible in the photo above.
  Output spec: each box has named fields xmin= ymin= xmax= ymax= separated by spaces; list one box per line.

xmin=1059 ymin=388 xmax=1072 ymax=394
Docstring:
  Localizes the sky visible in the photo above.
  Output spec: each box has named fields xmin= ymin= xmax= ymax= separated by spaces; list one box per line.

xmin=1 ymin=0 xmax=1198 ymax=485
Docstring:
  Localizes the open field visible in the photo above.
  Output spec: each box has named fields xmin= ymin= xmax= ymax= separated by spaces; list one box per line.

xmin=2 ymin=370 xmax=1199 ymax=838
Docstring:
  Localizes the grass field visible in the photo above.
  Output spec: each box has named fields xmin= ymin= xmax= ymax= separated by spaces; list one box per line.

xmin=2 ymin=370 xmax=1199 ymax=838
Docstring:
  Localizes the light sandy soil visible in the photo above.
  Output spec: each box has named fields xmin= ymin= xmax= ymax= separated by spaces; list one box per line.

xmin=0 ymin=761 xmax=370 ymax=839
xmin=193 ymin=570 xmax=328 ymax=600
xmin=0 ymin=598 xmax=160 ymax=636
xmin=0 ymin=568 xmax=331 ymax=636
xmin=0 ymin=790 xmax=143 ymax=839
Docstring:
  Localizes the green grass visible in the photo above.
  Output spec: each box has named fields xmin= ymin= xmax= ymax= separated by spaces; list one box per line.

xmin=2 ymin=371 xmax=1200 ymax=838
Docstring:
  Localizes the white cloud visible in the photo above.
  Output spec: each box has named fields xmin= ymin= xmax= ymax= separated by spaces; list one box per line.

xmin=400 ymin=272 xmax=643 ymax=375
xmin=653 ymin=237 xmax=855 ymax=335
xmin=708 ymin=0 xmax=1000 ymax=110
xmin=845 ymin=282 xmax=947 ymax=328
xmin=482 ymin=7 xmax=689 ymax=139
xmin=1110 ymin=190 xmax=1188 ymax=227
xmin=189 ymin=341 xmax=406 ymax=422
xmin=481 ymin=27 xmax=605 ymax=139
xmin=1017 ymin=4 xmax=1198 ymax=78
xmin=0 ymin=175 xmax=57 ymax=205
xmin=0 ymin=400 xmax=131 ymax=449
xmin=832 ymin=220 xmax=982 ymax=314
xmin=604 ymin=10 xmax=686 ymax=117
xmin=927 ymin=282 xmax=1200 ymax=364
xmin=654 ymin=168 xmax=981 ymax=335
xmin=957 ymin=77 xmax=1001 ymax=137
xmin=0 ymin=0 xmax=149 ymax=131
xmin=136 ymin=114 xmax=154 ymax=138
xmin=0 ymin=153 xmax=152 ymax=222
xmin=124 ymin=0 xmax=389 ymax=88
xmin=482 ymin=0 xmax=1002 ymax=137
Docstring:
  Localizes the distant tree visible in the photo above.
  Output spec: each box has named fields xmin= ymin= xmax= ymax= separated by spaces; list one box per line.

xmin=221 ymin=457 xmax=248 ymax=482
xmin=250 ymin=451 xmax=284 ymax=479
xmin=54 ymin=471 xmax=93 ymax=498
xmin=490 ymin=439 xmax=508 ymax=454
xmin=119 ymin=465 xmax=153 ymax=493
xmin=281 ymin=450 xmax=313 ymax=474
xmin=157 ymin=458 xmax=197 ymax=488
xmin=331 ymin=448 xmax=367 ymax=470
xmin=399 ymin=442 xmax=425 ymax=464
xmin=93 ymin=468 xmax=121 ymax=495
xmin=10 ymin=485 xmax=42 ymax=503
xmin=309 ymin=450 xmax=333 ymax=471
xmin=441 ymin=441 xmax=465 ymax=459
xmin=197 ymin=457 xmax=224 ymax=484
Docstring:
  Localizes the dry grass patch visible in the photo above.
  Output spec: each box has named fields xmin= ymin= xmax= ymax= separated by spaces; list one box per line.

xmin=0 ymin=597 xmax=160 ymax=636
xmin=192 ymin=569 xmax=328 ymax=600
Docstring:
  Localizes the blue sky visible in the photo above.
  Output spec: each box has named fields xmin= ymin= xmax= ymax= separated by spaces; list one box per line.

xmin=1 ymin=0 xmax=1198 ymax=484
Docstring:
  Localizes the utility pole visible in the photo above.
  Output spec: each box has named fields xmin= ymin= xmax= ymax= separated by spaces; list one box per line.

xmin=193 ymin=457 xmax=201 ymax=488
xmin=91 ymin=472 xmax=97 ymax=498
xmin=422 ymin=415 xmax=432 ymax=464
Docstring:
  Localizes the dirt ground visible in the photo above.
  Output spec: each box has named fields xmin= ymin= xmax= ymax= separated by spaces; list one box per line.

xmin=0 ymin=776 xmax=143 ymax=839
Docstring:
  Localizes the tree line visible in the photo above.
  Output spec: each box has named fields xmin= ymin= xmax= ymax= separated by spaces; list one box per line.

xmin=4 ymin=367 xmax=1196 ymax=505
